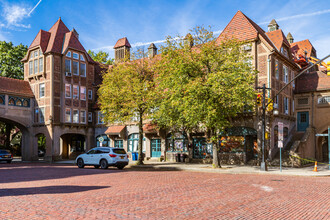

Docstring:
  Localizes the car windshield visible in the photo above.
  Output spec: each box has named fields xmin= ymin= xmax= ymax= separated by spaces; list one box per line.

xmin=0 ymin=150 xmax=10 ymax=154
xmin=112 ymin=149 xmax=126 ymax=154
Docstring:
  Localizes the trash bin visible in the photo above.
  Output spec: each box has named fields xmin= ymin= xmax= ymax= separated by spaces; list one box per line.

xmin=175 ymin=153 xmax=181 ymax=162
xmin=132 ymin=152 xmax=137 ymax=161
xmin=180 ymin=154 xmax=186 ymax=162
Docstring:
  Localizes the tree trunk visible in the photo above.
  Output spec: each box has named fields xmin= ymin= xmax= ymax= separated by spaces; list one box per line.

xmin=137 ymin=112 xmax=144 ymax=165
xmin=211 ymin=129 xmax=221 ymax=168
xmin=4 ymin=124 xmax=13 ymax=149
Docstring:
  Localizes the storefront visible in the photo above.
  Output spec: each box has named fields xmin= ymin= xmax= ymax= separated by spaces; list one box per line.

xmin=219 ymin=127 xmax=257 ymax=164
xmin=193 ymin=137 xmax=212 ymax=159
xmin=166 ymin=132 xmax=188 ymax=161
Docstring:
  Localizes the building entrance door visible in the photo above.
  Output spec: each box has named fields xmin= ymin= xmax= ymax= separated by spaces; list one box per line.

xmin=151 ymin=139 xmax=161 ymax=157
xmin=297 ymin=112 xmax=309 ymax=132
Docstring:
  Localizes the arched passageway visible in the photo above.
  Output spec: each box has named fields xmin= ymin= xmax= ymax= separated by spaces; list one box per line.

xmin=60 ymin=134 xmax=86 ymax=159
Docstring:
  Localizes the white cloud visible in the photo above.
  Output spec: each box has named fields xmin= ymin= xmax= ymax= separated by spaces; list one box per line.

xmin=1 ymin=0 xmax=42 ymax=30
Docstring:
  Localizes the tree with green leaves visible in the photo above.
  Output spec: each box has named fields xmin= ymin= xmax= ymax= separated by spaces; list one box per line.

xmin=88 ymin=50 xmax=114 ymax=65
xmin=98 ymin=51 xmax=157 ymax=165
xmin=0 ymin=41 xmax=27 ymax=79
xmin=154 ymin=26 xmax=256 ymax=167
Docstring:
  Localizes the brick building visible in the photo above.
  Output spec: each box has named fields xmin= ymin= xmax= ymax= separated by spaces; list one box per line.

xmin=1 ymin=11 xmax=328 ymax=163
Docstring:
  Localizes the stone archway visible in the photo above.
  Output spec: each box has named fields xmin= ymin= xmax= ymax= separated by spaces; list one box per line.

xmin=60 ymin=133 xmax=86 ymax=159
xmin=0 ymin=116 xmax=35 ymax=161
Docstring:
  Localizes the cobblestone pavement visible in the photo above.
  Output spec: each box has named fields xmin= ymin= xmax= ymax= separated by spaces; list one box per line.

xmin=0 ymin=163 xmax=329 ymax=219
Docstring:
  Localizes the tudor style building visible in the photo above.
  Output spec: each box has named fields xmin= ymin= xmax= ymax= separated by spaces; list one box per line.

xmin=1 ymin=11 xmax=328 ymax=164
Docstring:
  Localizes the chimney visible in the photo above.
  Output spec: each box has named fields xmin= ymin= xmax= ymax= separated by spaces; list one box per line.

xmin=113 ymin=37 xmax=131 ymax=62
xmin=286 ymin=32 xmax=294 ymax=43
xmin=72 ymin=28 xmax=79 ymax=39
xmin=268 ymin=19 xmax=279 ymax=32
xmin=148 ymin=43 xmax=157 ymax=58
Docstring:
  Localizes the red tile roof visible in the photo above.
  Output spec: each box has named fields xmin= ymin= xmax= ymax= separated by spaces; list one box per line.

xmin=295 ymin=71 xmax=330 ymax=93
xmin=105 ymin=125 xmax=126 ymax=135
xmin=0 ymin=77 xmax=34 ymax=97
xmin=265 ymin=29 xmax=290 ymax=51
xmin=45 ymin=18 xmax=70 ymax=54
xmin=113 ymin=37 xmax=131 ymax=49
xmin=216 ymin=11 xmax=275 ymax=50
xmin=290 ymin=39 xmax=316 ymax=59
xmin=29 ymin=30 xmax=51 ymax=52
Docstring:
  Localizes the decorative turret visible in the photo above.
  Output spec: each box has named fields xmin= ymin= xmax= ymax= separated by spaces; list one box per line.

xmin=148 ymin=43 xmax=157 ymax=58
xmin=268 ymin=19 xmax=279 ymax=32
xmin=114 ymin=37 xmax=131 ymax=62
xmin=286 ymin=32 xmax=294 ymax=43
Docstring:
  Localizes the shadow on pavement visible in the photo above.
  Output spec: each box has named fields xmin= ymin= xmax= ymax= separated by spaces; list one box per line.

xmin=0 ymin=185 xmax=109 ymax=197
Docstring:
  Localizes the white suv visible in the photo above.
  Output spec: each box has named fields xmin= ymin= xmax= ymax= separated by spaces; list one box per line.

xmin=76 ymin=147 xmax=129 ymax=169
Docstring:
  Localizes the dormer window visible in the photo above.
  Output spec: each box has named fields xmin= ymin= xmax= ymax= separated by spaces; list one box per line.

xmin=73 ymin=52 xmax=79 ymax=59
xmin=80 ymin=54 xmax=85 ymax=61
xmin=66 ymin=51 xmax=71 ymax=57
xmin=281 ymin=47 xmax=288 ymax=57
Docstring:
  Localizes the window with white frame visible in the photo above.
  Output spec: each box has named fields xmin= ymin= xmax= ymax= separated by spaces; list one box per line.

xmin=80 ymin=110 xmax=86 ymax=123
xmin=97 ymin=111 xmax=104 ymax=124
xmin=65 ymin=108 xmax=71 ymax=122
xmin=283 ymin=65 xmax=289 ymax=83
xmin=275 ymin=60 xmax=279 ymax=79
xmin=88 ymin=90 xmax=92 ymax=100
xmin=72 ymin=61 xmax=79 ymax=75
xmin=80 ymin=86 xmax=86 ymax=100
xmin=80 ymin=54 xmax=85 ymax=61
xmin=73 ymin=85 xmax=79 ymax=99
xmin=39 ymin=57 xmax=43 ymax=72
xmin=39 ymin=83 xmax=45 ymax=98
xmin=284 ymin=97 xmax=289 ymax=114
xmin=80 ymin=63 xmax=86 ymax=77
xmin=88 ymin=112 xmax=92 ymax=122
xmin=66 ymin=51 xmax=71 ymax=57
xmin=29 ymin=61 xmax=33 ymax=75
xmin=34 ymin=50 xmax=38 ymax=58
xmin=73 ymin=52 xmax=79 ymax=59
xmin=39 ymin=107 xmax=45 ymax=123
xmin=318 ymin=96 xmax=330 ymax=104
xmin=65 ymin=59 xmax=71 ymax=73
xmin=73 ymin=109 xmax=79 ymax=123
xmin=65 ymin=84 xmax=71 ymax=98
xmin=34 ymin=59 xmax=38 ymax=74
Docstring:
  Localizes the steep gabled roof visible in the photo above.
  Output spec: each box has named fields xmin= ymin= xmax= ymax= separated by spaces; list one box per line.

xmin=113 ymin=37 xmax=131 ymax=49
xmin=295 ymin=71 xmax=330 ymax=93
xmin=216 ymin=10 xmax=276 ymax=50
xmin=0 ymin=77 xmax=34 ymax=97
xmin=266 ymin=29 xmax=290 ymax=51
xmin=29 ymin=30 xmax=51 ymax=52
xmin=45 ymin=18 xmax=70 ymax=54
xmin=290 ymin=39 xmax=316 ymax=58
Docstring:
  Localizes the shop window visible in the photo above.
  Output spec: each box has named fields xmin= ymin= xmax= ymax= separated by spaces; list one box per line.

xmin=193 ymin=138 xmax=212 ymax=159
xmin=220 ymin=136 xmax=245 ymax=153
xmin=167 ymin=133 xmax=188 ymax=152
xmin=0 ymin=95 xmax=4 ymax=105
xmin=128 ymin=133 xmax=145 ymax=152
xmin=115 ymin=140 xmax=123 ymax=148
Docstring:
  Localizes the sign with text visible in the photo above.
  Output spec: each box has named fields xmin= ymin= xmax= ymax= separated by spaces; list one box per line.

xmin=278 ymin=122 xmax=284 ymax=141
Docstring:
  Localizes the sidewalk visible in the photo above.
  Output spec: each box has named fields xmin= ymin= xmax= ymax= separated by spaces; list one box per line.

xmin=53 ymin=159 xmax=330 ymax=177
xmin=128 ymin=161 xmax=330 ymax=177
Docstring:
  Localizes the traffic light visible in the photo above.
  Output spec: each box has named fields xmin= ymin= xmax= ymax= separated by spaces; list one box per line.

xmin=267 ymin=100 xmax=273 ymax=112
xmin=256 ymin=93 xmax=262 ymax=106
xmin=327 ymin=61 xmax=330 ymax=76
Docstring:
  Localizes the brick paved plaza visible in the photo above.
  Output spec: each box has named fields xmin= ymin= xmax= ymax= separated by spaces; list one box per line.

xmin=0 ymin=163 xmax=329 ymax=219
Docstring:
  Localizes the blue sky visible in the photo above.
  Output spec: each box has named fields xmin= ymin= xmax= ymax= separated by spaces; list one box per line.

xmin=0 ymin=0 xmax=330 ymax=60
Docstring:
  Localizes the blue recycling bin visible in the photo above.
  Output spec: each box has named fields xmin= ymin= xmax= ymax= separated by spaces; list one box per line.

xmin=132 ymin=152 xmax=138 ymax=161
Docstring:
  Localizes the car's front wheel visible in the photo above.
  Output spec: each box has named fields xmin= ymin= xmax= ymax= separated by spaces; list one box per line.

xmin=100 ymin=159 xmax=108 ymax=169
xmin=77 ymin=158 xmax=84 ymax=168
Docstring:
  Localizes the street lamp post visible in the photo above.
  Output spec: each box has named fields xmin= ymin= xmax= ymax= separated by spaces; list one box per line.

xmin=258 ymin=54 xmax=330 ymax=171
